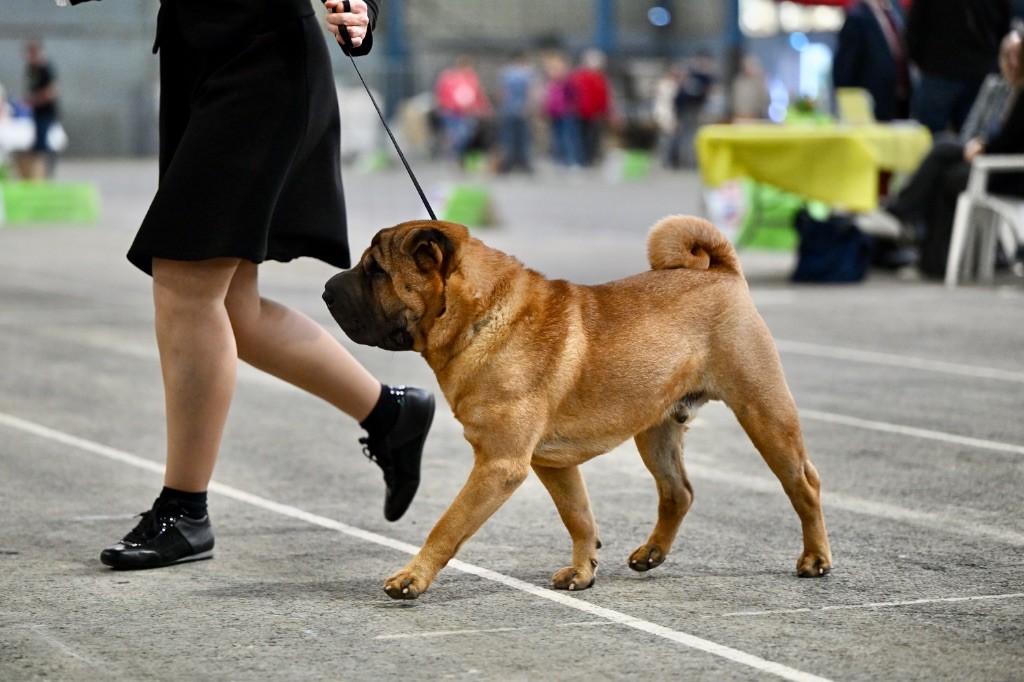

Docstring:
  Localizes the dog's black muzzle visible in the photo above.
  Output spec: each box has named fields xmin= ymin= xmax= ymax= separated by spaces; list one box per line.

xmin=323 ymin=270 xmax=414 ymax=351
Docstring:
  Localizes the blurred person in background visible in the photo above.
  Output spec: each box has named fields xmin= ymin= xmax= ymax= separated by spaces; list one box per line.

xmin=832 ymin=0 xmax=911 ymax=121
xmin=497 ymin=51 xmax=537 ymax=174
xmin=857 ymin=28 xmax=1024 ymax=278
xmin=23 ymin=39 xmax=59 ymax=179
xmin=570 ymin=49 xmax=612 ymax=167
xmin=672 ymin=51 xmax=716 ymax=168
xmin=653 ymin=63 xmax=686 ymax=167
xmin=543 ymin=52 xmax=584 ymax=169
xmin=730 ymin=55 xmax=771 ymax=121
xmin=906 ymin=0 xmax=1011 ymax=134
xmin=435 ymin=55 xmax=492 ymax=168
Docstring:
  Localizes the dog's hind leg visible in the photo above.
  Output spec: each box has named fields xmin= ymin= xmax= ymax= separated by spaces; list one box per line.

xmin=628 ymin=418 xmax=693 ymax=572
xmin=721 ymin=362 xmax=832 ymax=577
xmin=533 ymin=464 xmax=601 ymax=591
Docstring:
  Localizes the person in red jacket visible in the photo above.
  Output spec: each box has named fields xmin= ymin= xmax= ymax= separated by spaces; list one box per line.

xmin=570 ymin=49 xmax=612 ymax=167
xmin=435 ymin=56 xmax=492 ymax=167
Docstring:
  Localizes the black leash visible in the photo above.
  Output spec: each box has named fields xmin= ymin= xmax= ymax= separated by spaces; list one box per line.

xmin=325 ymin=0 xmax=437 ymax=220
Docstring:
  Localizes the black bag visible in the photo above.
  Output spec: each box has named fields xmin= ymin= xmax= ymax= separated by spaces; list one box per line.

xmin=792 ymin=208 xmax=875 ymax=283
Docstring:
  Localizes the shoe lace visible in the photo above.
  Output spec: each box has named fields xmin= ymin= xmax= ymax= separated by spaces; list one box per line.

xmin=359 ymin=434 xmax=396 ymax=487
xmin=122 ymin=508 xmax=161 ymax=544
xmin=122 ymin=501 xmax=184 ymax=544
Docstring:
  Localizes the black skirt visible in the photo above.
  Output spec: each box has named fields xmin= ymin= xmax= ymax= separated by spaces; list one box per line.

xmin=129 ymin=3 xmax=351 ymax=274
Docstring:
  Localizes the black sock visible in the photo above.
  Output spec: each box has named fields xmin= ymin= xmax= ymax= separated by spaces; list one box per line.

xmin=360 ymin=384 xmax=401 ymax=438
xmin=157 ymin=486 xmax=208 ymax=519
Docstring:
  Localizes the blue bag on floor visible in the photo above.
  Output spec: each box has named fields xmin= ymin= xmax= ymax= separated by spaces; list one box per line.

xmin=791 ymin=208 xmax=875 ymax=283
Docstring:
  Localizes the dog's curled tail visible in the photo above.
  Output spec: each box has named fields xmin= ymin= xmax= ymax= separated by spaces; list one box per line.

xmin=646 ymin=215 xmax=742 ymax=276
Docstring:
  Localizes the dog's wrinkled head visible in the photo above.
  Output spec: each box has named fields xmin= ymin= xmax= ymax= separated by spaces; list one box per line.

xmin=323 ymin=220 xmax=467 ymax=352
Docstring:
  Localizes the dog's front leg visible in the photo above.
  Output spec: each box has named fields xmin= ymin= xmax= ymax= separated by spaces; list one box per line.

xmin=383 ymin=454 xmax=531 ymax=600
xmin=532 ymin=464 xmax=601 ymax=591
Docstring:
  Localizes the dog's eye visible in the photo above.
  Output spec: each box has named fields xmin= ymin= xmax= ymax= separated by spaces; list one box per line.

xmin=366 ymin=258 xmax=388 ymax=280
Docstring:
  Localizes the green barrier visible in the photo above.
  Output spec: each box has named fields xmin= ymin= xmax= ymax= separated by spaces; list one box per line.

xmin=734 ymin=179 xmax=801 ymax=251
xmin=621 ymin=149 xmax=651 ymax=180
xmin=603 ymin=148 xmax=652 ymax=183
xmin=359 ymin=148 xmax=392 ymax=174
xmin=1 ymin=180 xmax=100 ymax=225
xmin=440 ymin=183 xmax=493 ymax=228
xmin=461 ymin=150 xmax=489 ymax=175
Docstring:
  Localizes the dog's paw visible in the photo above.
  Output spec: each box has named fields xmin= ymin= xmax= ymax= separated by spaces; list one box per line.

xmin=550 ymin=566 xmax=595 ymax=591
xmin=796 ymin=551 xmax=832 ymax=578
xmin=383 ymin=569 xmax=429 ymax=600
xmin=628 ymin=544 xmax=666 ymax=572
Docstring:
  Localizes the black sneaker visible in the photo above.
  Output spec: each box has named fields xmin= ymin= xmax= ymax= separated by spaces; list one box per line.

xmin=359 ymin=386 xmax=435 ymax=522
xmin=100 ymin=499 xmax=214 ymax=569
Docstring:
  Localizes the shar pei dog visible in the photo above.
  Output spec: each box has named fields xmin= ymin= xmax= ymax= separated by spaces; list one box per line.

xmin=323 ymin=215 xmax=832 ymax=599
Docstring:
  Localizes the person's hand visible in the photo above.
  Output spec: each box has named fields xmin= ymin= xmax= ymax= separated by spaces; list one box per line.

xmin=963 ymin=138 xmax=985 ymax=163
xmin=324 ymin=0 xmax=370 ymax=49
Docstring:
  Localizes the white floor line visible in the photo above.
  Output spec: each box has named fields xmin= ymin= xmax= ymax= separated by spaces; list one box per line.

xmin=722 ymin=592 xmax=1024 ymax=618
xmin=801 ymin=409 xmax=1024 ymax=457
xmin=0 ymin=411 xmax=829 ymax=682
xmin=375 ymin=620 xmax=616 ymax=640
xmin=23 ymin=327 xmax=1024 ymax=453
xmin=13 ymin=624 xmax=107 ymax=670
xmin=775 ymin=339 xmax=1024 ymax=384
xmin=685 ymin=461 xmax=1024 ymax=547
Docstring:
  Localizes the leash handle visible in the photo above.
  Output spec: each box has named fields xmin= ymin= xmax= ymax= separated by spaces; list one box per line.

xmin=326 ymin=0 xmax=437 ymax=220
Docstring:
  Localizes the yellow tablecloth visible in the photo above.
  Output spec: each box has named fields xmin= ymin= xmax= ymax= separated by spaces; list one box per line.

xmin=696 ymin=123 xmax=933 ymax=212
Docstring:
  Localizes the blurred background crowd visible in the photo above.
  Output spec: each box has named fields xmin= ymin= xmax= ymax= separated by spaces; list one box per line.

xmin=1 ymin=0 xmax=1023 ymax=178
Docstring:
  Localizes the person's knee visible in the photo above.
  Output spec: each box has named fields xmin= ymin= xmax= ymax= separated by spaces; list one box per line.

xmin=224 ymin=261 xmax=265 ymax=326
xmin=152 ymin=257 xmax=240 ymax=313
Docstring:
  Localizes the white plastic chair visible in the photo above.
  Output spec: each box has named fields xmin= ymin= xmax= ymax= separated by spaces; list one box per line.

xmin=945 ymin=155 xmax=1024 ymax=287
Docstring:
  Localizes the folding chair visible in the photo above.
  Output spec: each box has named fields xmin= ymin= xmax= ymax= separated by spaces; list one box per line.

xmin=944 ymin=155 xmax=1024 ymax=287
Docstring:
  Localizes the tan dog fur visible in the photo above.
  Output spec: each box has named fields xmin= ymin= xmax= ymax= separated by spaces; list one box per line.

xmin=322 ymin=215 xmax=832 ymax=599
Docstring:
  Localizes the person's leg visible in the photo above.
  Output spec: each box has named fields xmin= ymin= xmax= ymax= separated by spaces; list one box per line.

xmin=229 ymin=261 xmax=435 ymax=522
xmin=441 ymin=113 xmax=461 ymax=161
xmin=153 ymin=257 xmax=243 ymax=492
xmin=100 ymin=256 xmax=240 ymax=569
xmin=224 ymin=260 xmax=379 ymax=420
xmin=563 ymin=116 xmax=585 ymax=167
xmin=911 ymin=74 xmax=957 ymax=135
xmin=919 ymin=162 xmax=971 ymax=278
xmin=497 ymin=115 xmax=514 ymax=172
xmin=887 ymin=141 xmax=965 ymax=222
xmin=581 ymin=118 xmax=602 ymax=167
xmin=511 ymin=115 xmax=531 ymax=171
xmin=33 ymin=111 xmax=57 ymax=179
xmin=551 ymin=117 xmax=567 ymax=164
xmin=578 ymin=118 xmax=594 ymax=166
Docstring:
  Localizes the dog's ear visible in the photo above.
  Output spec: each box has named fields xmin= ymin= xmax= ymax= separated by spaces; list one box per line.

xmin=400 ymin=226 xmax=458 ymax=277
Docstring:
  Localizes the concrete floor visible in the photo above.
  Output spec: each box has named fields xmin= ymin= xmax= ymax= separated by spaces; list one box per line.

xmin=1 ymin=159 xmax=1022 ymax=681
